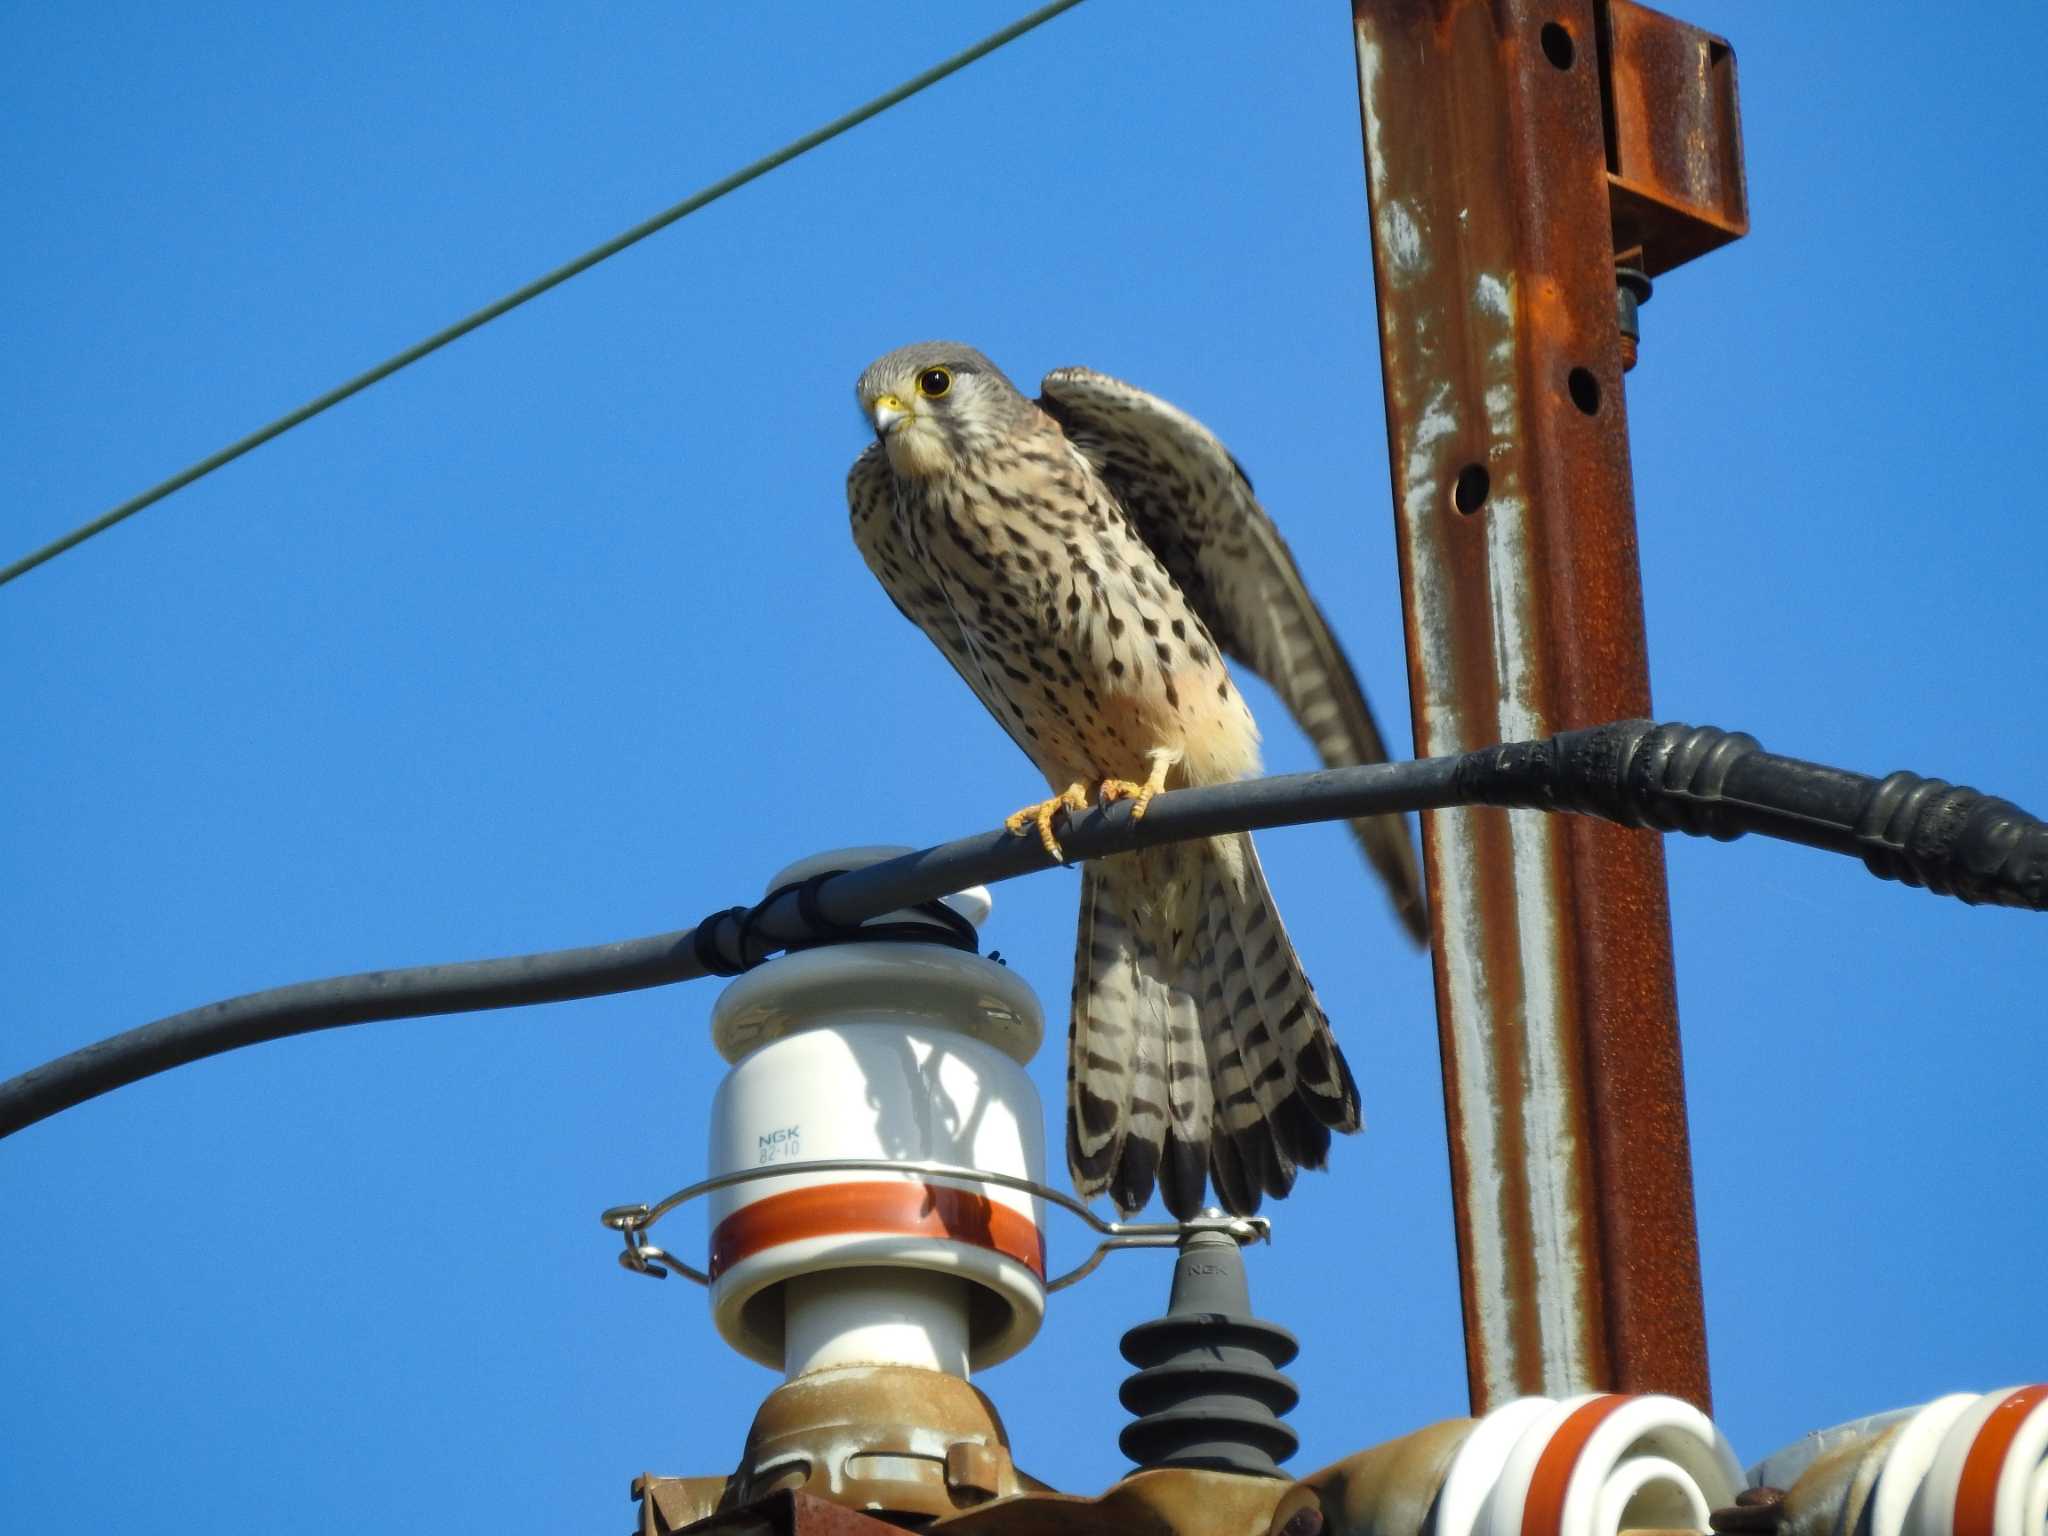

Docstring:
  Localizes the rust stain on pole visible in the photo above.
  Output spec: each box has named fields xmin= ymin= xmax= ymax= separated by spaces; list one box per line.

xmin=1351 ymin=0 xmax=1728 ymax=1412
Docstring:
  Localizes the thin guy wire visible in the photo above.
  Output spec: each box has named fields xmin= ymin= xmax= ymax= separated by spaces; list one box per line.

xmin=0 ymin=0 xmax=1087 ymax=589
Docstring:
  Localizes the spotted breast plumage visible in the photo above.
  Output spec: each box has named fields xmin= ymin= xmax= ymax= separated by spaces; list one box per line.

xmin=846 ymin=342 xmax=1425 ymax=1218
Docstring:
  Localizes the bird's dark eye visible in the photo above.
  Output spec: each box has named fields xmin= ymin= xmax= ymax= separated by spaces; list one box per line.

xmin=917 ymin=367 xmax=952 ymax=399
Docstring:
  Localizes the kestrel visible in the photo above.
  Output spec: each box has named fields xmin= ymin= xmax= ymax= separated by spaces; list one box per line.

xmin=847 ymin=342 xmax=1425 ymax=1218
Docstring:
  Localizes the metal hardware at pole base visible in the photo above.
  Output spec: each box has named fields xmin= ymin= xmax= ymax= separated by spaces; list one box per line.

xmin=636 ymin=1486 xmax=970 ymax=1536
xmin=636 ymin=1460 xmax=1312 ymax=1536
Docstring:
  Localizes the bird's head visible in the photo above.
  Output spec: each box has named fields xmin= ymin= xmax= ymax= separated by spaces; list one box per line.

xmin=855 ymin=342 xmax=1033 ymax=478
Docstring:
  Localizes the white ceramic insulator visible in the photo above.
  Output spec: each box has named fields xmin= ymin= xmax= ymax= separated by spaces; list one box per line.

xmin=1870 ymin=1396 xmax=1983 ymax=1536
xmin=1759 ymin=1387 xmax=2048 ymax=1536
xmin=781 ymin=1268 xmax=972 ymax=1379
xmin=1903 ymin=1387 xmax=2048 ymax=1536
xmin=701 ymin=846 xmax=1049 ymax=1376
xmin=1436 ymin=1397 xmax=1561 ymax=1536
xmin=1434 ymin=1394 xmax=1741 ymax=1536
xmin=1592 ymin=1454 xmax=1711 ymax=1536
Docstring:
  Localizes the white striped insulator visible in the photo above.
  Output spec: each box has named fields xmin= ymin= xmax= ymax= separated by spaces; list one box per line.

xmin=1431 ymin=1394 xmax=1743 ymax=1536
xmin=702 ymin=847 xmax=1048 ymax=1380
xmin=1770 ymin=1386 xmax=2048 ymax=1536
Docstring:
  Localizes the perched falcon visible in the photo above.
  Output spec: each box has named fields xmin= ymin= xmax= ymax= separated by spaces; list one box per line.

xmin=847 ymin=342 xmax=1425 ymax=1218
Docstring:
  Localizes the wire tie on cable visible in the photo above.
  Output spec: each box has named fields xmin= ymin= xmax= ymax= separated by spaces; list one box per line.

xmin=794 ymin=870 xmax=855 ymax=941
xmin=909 ymin=895 xmax=980 ymax=954
xmin=690 ymin=906 xmax=751 ymax=978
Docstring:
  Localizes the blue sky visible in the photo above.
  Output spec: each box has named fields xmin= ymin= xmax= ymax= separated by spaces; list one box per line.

xmin=4 ymin=3 xmax=2042 ymax=1529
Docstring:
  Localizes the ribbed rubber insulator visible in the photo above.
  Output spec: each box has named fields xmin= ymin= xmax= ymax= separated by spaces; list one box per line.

xmin=1116 ymin=1226 xmax=1300 ymax=1477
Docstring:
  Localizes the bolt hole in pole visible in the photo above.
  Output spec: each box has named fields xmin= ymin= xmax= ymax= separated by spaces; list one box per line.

xmin=1453 ymin=463 xmax=1491 ymax=515
xmin=1540 ymin=21 xmax=1575 ymax=69
xmin=1568 ymin=367 xmax=1602 ymax=415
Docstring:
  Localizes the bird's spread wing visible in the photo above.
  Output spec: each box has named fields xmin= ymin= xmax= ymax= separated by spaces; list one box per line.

xmin=1038 ymin=366 xmax=1427 ymax=943
xmin=846 ymin=441 xmax=1041 ymax=767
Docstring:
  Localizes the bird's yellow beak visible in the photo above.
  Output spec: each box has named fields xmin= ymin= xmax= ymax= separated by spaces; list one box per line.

xmin=870 ymin=393 xmax=911 ymax=435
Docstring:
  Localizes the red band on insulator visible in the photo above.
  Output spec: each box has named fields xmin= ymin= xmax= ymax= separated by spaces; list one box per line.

xmin=708 ymin=1180 xmax=1046 ymax=1281
xmin=1522 ymin=1394 xmax=1632 ymax=1536
xmin=1953 ymin=1383 xmax=2048 ymax=1536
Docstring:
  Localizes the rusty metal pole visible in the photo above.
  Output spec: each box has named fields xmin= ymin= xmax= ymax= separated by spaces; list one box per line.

xmin=1350 ymin=0 xmax=1745 ymax=1414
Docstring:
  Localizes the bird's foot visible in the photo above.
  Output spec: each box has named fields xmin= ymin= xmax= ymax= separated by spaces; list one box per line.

xmin=1098 ymin=777 xmax=1159 ymax=821
xmin=1099 ymin=752 xmax=1176 ymax=824
xmin=1005 ymin=781 xmax=1091 ymax=861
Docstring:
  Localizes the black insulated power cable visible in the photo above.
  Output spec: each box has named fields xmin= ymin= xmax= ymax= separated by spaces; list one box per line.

xmin=1457 ymin=720 xmax=2047 ymax=911
xmin=1 ymin=720 xmax=2040 ymax=1140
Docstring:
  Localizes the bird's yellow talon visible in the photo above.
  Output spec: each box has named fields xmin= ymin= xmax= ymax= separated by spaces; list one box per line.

xmin=1099 ymin=777 xmax=1159 ymax=821
xmin=1100 ymin=752 xmax=1176 ymax=824
xmin=1007 ymin=782 xmax=1090 ymax=861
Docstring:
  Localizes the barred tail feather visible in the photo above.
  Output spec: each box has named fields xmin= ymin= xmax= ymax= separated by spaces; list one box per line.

xmin=1206 ymin=835 xmax=1329 ymax=1187
xmin=1065 ymin=835 xmax=1363 ymax=1219
xmin=1066 ymin=864 xmax=1135 ymax=1198
xmin=1113 ymin=919 xmax=1171 ymax=1213
xmin=1222 ymin=834 xmax=1361 ymax=1143
xmin=1199 ymin=851 xmax=1295 ymax=1203
xmin=1194 ymin=881 xmax=1263 ymax=1214
xmin=1156 ymin=936 xmax=1212 ymax=1220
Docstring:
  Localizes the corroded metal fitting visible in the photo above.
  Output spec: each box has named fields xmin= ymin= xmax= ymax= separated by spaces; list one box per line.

xmin=1617 ymin=265 xmax=1654 ymax=371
